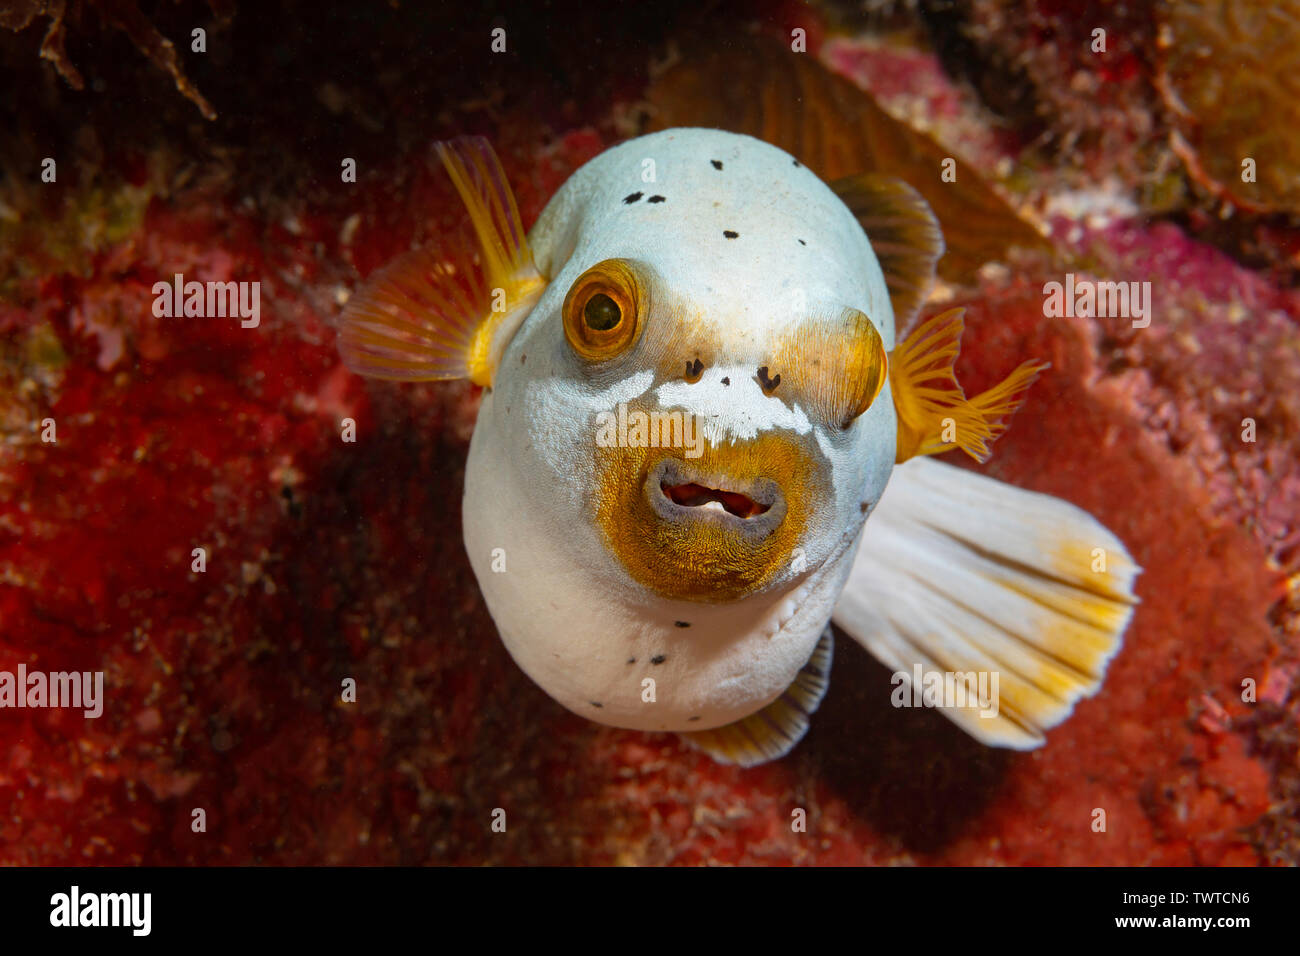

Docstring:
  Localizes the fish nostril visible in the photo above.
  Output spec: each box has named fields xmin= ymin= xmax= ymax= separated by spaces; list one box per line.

xmin=684 ymin=358 xmax=705 ymax=383
xmin=756 ymin=366 xmax=781 ymax=394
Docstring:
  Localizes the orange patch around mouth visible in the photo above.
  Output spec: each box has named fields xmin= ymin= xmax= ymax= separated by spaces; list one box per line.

xmin=592 ymin=419 xmax=824 ymax=603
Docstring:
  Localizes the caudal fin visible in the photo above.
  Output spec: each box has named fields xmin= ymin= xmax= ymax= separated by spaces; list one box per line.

xmin=833 ymin=457 xmax=1139 ymax=749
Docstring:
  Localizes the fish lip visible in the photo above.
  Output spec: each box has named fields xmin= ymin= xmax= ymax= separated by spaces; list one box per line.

xmin=646 ymin=458 xmax=787 ymax=539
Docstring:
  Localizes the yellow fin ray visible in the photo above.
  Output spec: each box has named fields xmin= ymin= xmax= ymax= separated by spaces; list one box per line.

xmin=435 ymin=138 xmax=541 ymax=306
xmin=890 ymin=308 xmax=1047 ymax=463
xmin=339 ymin=137 xmax=544 ymax=386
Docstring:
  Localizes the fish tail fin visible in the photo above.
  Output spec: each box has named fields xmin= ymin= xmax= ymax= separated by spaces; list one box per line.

xmin=338 ymin=136 xmax=545 ymax=386
xmin=833 ymin=457 xmax=1140 ymax=749
xmin=679 ymin=625 xmax=833 ymax=767
xmin=890 ymin=308 xmax=1048 ymax=464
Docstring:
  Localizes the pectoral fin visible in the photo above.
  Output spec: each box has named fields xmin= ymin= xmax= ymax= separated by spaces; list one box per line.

xmin=890 ymin=308 xmax=1047 ymax=464
xmin=678 ymin=625 xmax=833 ymax=767
xmin=338 ymin=136 xmax=545 ymax=386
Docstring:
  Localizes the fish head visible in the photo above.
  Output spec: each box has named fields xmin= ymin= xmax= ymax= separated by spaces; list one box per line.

xmin=492 ymin=129 xmax=898 ymax=608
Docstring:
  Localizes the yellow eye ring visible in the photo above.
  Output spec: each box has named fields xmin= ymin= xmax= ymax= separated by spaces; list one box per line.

xmin=562 ymin=259 xmax=646 ymax=361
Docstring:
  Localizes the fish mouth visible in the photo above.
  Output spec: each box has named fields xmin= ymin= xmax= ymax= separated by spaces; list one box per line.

xmin=659 ymin=481 xmax=772 ymax=519
xmin=593 ymin=429 xmax=820 ymax=603
xmin=647 ymin=458 xmax=786 ymax=541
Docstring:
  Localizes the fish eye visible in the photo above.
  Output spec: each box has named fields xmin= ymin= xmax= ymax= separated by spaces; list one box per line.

xmin=563 ymin=259 xmax=645 ymax=361
xmin=583 ymin=293 xmax=621 ymax=331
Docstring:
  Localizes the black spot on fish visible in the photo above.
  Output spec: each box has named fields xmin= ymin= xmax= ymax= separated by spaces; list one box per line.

xmin=688 ymin=715 xmax=701 ymax=722
xmin=651 ymin=654 xmax=666 ymax=665
xmin=721 ymin=376 xmax=730 ymax=386
xmin=723 ymin=230 xmax=738 ymax=239
xmin=797 ymin=239 xmax=806 ymax=246
xmin=623 ymin=192 xmax=643 ymax=204
xmin=520 ymin=353 xmax=526 ymax=364
xmin=590 ymin=701 xmax=603 ymax=708
xmin=711 ymin=159 xmax=723 ymax=170
xmin=685 ymin=358 xmax=704 ymax=381
xmin=674 ymin=620 xmax=691 ymax=628
xmin=648 ymin=195 xmax=666 ymax=203
xmin=860 ymin=501 xmax=870 ymax=514
xmin=627 ymin=657 xmax=636 ymax=664
xmin=757 ymin=366 xmax=781 ymax=393
xmin=792 ymin=159 xmax=801 ymax=167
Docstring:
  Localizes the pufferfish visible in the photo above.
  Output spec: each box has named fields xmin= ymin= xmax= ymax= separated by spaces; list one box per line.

xmin=338 ymin=128 xmax=1140 ymax=766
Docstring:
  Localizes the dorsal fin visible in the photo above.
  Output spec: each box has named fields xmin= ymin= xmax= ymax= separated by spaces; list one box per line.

xmin=890 ymin=308 xmax=1047 ymax=464
xmin=678 ymin=625 xmax=833 ymax=767
xmin=832 ymin=173 xmax=944 ymax=331
xmin=645 ymin=33 xmax=1050 ymax=281
xmin=338 ymin=137 xmax=545 ymax=386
